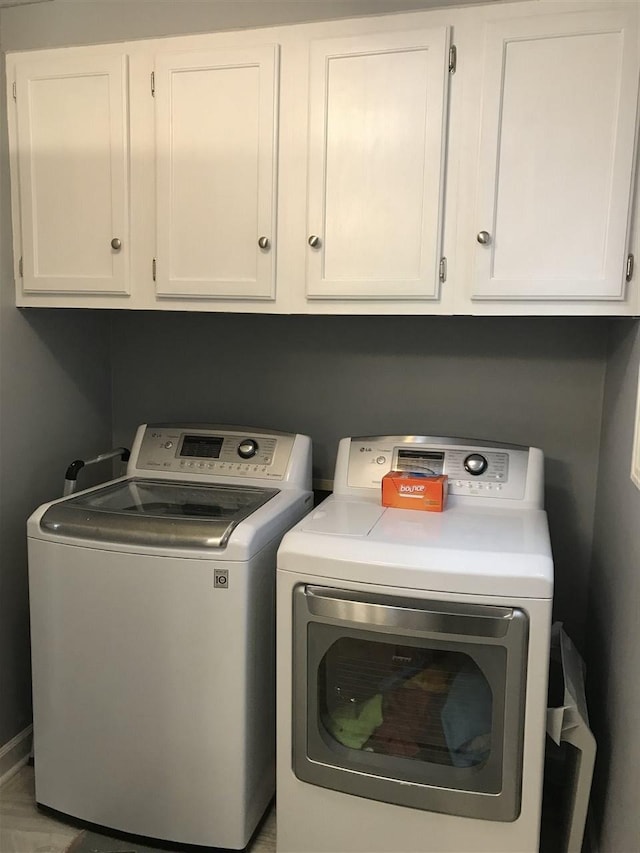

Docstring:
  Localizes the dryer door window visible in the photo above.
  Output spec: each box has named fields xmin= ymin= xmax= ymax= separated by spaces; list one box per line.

xmin=293 ymin=585 xmax=528 ymax=822
xmin=318 ymin=638 xmax=493 ymax=769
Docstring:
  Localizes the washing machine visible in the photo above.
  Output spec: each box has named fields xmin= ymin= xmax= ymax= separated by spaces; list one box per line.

xmin=27 ymin=423 xmax=312 ymax=850
xmin=276 ymin=435 xmax=553 ymax=853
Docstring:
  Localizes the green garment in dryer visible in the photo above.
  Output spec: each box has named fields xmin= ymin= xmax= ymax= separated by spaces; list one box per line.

xmin=327 ymin=693 xmax=384 ymax=749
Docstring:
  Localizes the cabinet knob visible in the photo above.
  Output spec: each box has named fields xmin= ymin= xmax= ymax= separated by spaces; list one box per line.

xmin=476 ymin=231 xmax=491 ymax=246
xmin=111 ymin=238 xmax=122 ymax=251
xmin=308 ymin=235 xmax=322 ymax=248
xmin=258 ymin=236 xmax=270 ymax=250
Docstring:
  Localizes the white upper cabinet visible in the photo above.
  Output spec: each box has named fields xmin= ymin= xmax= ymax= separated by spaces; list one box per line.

xmin=6 ymin=1 xmax=639 ymax=315
xmin=13 ymin=54 xmax=129 ymax=297
xmin=470 ymin=9 xmax=639 ymax=302
xmin=154 ymin=45 xmax=279 ymax=300
xmin=305 ymin=28 xmax=450 ymax=301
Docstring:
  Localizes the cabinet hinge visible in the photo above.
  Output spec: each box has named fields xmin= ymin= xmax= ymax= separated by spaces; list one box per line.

xmin=152 ymin=258 xmax=157 ymax=281
xmin=12 ymin=81 xmax=16 ymax=100
xmin=439 ymin=257 xmax=447 ymax=283
xmin=448 ymin=45 xmax=457 ymax=74
xmin=151 ymin=71 xmax=155 ymax=97
xmin=626 ymin=253 xmax=635 ymax=282
xmin=18 ymin=256 xmax=23 ymax=277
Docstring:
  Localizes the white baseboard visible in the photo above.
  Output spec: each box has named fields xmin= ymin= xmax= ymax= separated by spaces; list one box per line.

xmin=0 ymin=725 xmax=33 ymax=787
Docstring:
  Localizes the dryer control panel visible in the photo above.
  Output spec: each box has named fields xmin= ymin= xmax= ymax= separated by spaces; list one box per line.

xmin=335 ymin=436 xmax=544 ymax=507
xmin=130 ymin=424 xmax=297 ymax=481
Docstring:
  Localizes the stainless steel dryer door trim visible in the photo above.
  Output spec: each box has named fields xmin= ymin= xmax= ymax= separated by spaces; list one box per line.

xmin=304 ymin=586 xmax=516 ymax=638
xmin=293 ymin=584 xmax=529 ymax=822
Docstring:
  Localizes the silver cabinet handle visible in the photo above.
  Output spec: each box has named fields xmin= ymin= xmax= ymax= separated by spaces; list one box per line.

xmin=258 ymin=236 xmax=270 ymax=250
xmin=308 ymin=235 xmax=321 ymax=248
xmin=111 ymin=238 xmax=122 ymax=250
xmin=476 ymin=231 xmax=491 ymax=245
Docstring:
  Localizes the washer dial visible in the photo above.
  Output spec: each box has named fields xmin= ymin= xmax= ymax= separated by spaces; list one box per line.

xmin=238 ymin=438 xmax=259 ymax=459
xmin=464 ymin=453 xmax=488 ymax=476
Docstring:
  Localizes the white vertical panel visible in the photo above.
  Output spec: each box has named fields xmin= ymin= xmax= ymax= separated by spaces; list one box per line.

xmin=323 ymin=49 xmax=428 ymax=281
xmin=472 ymin=10 xmax=639 ymax=300
xmin=155 ymin=45 xmax=278 ymax=299
xmin=15 ymin=55 xmax=129 ymax=294
xmin=306 ymin=27 xmax=450 ymax=300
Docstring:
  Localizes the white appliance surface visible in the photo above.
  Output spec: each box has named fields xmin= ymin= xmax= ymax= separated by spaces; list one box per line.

xmin=276 ymin=435 xmax=554 ymax=853
xmin=28 ymin=423 xmax=313 ymax=850
xmin=281 ymin=498 xmax=553 ymax=598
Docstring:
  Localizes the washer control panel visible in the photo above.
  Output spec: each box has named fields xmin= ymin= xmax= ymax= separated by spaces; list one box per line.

xmin=134 ymin=425 xmax=295 ymax=481
xmin=344 ymin=436 xmax=534 ymax=501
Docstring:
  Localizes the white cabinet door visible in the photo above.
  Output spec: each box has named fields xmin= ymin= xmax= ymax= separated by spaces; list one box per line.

xmin=154 ymin=46 xmax=279 ymax=300
xmin=305 ymin=28 xmax=450 ymax=301
xmin=14 ymin=55 xmax=129 ymax=295
xmin=471 ymin=9 xmax=639 ymax=302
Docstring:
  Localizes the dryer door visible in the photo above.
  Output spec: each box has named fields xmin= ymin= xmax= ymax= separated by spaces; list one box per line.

xmin=293 ymin=585 xmax=528 ymax=821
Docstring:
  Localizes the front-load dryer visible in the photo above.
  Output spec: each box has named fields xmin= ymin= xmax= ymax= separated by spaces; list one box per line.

xmin=276 ymin=435 xmax=553 ymax=853
xmin=28 ymin=423 xmax=312 ymax=850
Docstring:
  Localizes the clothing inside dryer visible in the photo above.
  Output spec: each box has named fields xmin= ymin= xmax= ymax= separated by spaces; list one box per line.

xmin=318 ymin=637 xmax=493 ymax=768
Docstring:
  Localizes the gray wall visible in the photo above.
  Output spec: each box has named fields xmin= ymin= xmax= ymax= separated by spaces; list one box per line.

xmin=0 ymin=0 xmax=495 ymax=50
xmin=0 ymin=45 xmax=113 ymax=745
xmin=0 ymin=308 xmax=112 ymax=747
xmin=111 ymin=311 xmax=609 ymax=644
xmin=587 ymin=320 xmax=640 ymax=853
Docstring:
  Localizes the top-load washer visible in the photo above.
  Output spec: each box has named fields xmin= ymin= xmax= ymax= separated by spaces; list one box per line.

xmin=276 ymin=435 xmax=553 ymax=853
xmin=28 ymin=423 xmax=312 ymax=850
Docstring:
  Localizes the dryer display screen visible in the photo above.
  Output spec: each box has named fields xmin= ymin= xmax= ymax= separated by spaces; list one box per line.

xmin=396 ymin=449 xmax=445 ymax=475
xmin=180 ymin=435 xmax=224 ymax=459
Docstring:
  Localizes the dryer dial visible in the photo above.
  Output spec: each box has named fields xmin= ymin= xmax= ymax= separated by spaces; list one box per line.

xmin=238 ymin=439 xmax=259 ymax=459
xmin=464 ymin=453 xmax=488 ymax=476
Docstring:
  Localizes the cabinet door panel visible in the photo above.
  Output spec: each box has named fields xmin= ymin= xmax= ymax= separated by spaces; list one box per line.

xmin=472 ymin=10 xmax=639 ymax=301
xmin=155 ymin=46 xmax=278 ymax=300
xmin=306 ymin=28 xmax=450 ymax=300
xmin=15 ymin=55 xmax=129 ymax=295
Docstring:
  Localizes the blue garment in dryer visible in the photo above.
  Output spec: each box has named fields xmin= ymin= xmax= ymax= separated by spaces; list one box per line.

xmin=441 ymin=664 xmax=493 ymax=767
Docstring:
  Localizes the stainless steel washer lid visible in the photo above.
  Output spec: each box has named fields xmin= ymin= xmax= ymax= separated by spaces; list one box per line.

xmin=40 ymin=478 xmax=279 ymax=549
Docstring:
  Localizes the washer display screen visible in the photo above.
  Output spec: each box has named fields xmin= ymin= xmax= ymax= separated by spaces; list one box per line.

xmin=396 ymin=449 xmax=445 ymax=475
xmin=180 ymin=435 xmax=224 ymax=459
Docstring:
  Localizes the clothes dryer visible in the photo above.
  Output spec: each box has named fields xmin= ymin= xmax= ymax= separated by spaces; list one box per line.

xmin=28 ymin=423 xmax=312 ymax=850
xmin=276 ymin=435 xmax=553 ymax=853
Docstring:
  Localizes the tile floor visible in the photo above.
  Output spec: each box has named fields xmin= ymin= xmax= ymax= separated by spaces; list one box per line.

xmin=0 ymin=759 xmax=564 ymax=853
xmin=0 ymin=764 xmax=276 ymax=853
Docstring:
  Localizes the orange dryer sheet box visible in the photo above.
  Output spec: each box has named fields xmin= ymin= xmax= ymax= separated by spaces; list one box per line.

xmin=381 ymin=471 xmax=448 ymax=512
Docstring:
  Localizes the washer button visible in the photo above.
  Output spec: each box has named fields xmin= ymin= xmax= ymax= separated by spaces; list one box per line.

xmin=376 ymin=456 xmax=387 ymax=465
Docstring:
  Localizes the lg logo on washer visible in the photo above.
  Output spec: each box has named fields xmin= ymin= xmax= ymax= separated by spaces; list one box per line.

xmin=214 ymin=569 xmax=229 ymax=589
